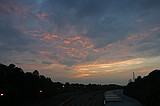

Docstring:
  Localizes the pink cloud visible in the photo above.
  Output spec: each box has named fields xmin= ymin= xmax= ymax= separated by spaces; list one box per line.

xmin=40 ymin=51 xmax=54 ymax=55
xmin=63 ymin=40 xmax=71 ymax=44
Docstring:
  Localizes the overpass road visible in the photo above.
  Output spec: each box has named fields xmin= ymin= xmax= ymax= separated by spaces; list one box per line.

xmin=105 ymin=90 xmax=143 ymax=106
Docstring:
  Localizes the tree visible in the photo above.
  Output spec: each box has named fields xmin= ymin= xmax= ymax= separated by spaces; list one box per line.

xmin=33 ymin=70 xmax=39 ymax=76
xmin=8 ymin=64 xmax=16 ymax=69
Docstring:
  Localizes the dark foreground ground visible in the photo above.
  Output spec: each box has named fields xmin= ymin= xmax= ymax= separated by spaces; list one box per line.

xmin=21 ymin=91 xmax=104 ymax=106
xmin=29 ymin=90 xmax=142 ymax=106
xmin=1 ymin=90 xmax=142 ymax=106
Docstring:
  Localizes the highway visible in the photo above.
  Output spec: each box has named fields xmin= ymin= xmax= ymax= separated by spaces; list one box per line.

xmin=60 ymin=91 xmax=104 ymax=106
xmin=105 ymin=90 xmax=143 ymax=106
xmin=26 ymin=90 xmax=142 ymax=106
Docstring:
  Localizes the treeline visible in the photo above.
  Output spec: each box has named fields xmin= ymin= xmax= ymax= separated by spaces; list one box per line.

xmin=0 ymin=63 xmax=58 ymax=102
xmin=124 ymin=69 xmax=160 ymax=106
xmin=0 ymin=63 xmax=122 ymax=104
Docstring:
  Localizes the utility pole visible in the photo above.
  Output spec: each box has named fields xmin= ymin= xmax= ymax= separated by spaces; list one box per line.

xmin=133 ymin=72 xmax=135 ymax=82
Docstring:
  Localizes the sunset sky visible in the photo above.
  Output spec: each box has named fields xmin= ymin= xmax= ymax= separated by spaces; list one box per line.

xmin=0 ymin=0 xmax=160 ymax=85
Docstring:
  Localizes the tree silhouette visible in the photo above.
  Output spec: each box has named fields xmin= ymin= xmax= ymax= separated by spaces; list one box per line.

xmin=124 ymin=69 xmax=160 ymax=106
xmin=0 ymin=63 xmax=123 ymax=105
xmin=0 ymin=63 xmax=58 ymax=104
xmin=33 ymin=70 xmax=39 ymax=76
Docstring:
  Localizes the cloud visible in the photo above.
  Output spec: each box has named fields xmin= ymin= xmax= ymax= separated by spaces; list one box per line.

xmin=0 ymin=17 xmax=35 ymax=52
xmin=41 ymin=61 xmax=53 ymax=65
xmin=39 ymin=0 xmax=160 ymax=49
xmin=0 ymin=0 xmax=160 ymax=84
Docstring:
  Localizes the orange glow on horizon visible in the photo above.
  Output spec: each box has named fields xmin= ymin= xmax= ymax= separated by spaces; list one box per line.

xmin=71 ymin=73 xmax=90 ymax=78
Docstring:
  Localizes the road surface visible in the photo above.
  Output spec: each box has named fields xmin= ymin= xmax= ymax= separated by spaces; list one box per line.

xmin=60 ymin=91 xmax=104 ymax=106
xmin=105 ymin=90 xmax=143 ymax=106
xmin=23 ymin=90 xmax=142 ymax=106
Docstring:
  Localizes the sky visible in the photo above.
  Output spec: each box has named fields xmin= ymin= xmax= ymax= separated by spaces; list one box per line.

xmin=0 ymin=0 xmax=160 ymax=85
